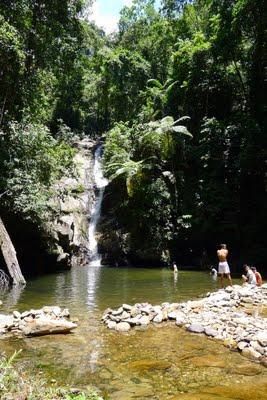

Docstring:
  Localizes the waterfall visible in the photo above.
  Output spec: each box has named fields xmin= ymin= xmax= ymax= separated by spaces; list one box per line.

xmin=88 ymin=145 xmax=108 ymax=267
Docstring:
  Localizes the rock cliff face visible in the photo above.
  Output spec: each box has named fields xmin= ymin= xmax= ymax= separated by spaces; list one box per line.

xmin=0 ymin=139 xmax=96 ymax=279
xmin=46 ymin=138 xmax=96 ymax=268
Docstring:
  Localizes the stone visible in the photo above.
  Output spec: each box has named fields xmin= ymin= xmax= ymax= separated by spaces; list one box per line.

xmin=24 ymin=316 xmax=34 ymax=323
xmin=187 ymin=324 xmax=205 ymax=334
xmin=176 ymin=316 xmax=185 ymax=326
xmin=122 ymin=304 xmax=132 ymax=312
xmin=130 ymin=306 xmax=139 ymax=318
xmin=103 ymin=308 xmax=112 ymax=317
xmin=208 ymin=292 xmax=231 ymax=302
xmin=115 ymin=322 xmax=131 ymax=332
xmin=153 ymin=313 xmax=163 ymax=323
xmin=242 ymin=346 xmax=261 ymax=360
xmin=141 ymin=305 xmax=152 ymax=314
xmin=124 ymin=317 xmax=141 ymax=326
xmin=250 ymin=340 xmax=265 ymax=355
xmin=112 ymin=307 xmax=123 ymax=316
xmin=153 ymin=305 xmax=162 ymax=314
xmin=168 ymin=311 xmax=179 ymax=320
xmin=127 ymin=359 xmax=171 ymax=372
xmin=233 ymin=364 xmax=262 ymax=376
xmin=223 ymin=338 xmax=237 ymax=348
xmin=43 ymin=306 xmax=61 ymax=316
xmin=254 ymin=332 xmax=267 ymax=347
xmin=189 ymin=300 xmax=204 ymax=309
xmin=21 ymin=317 xmax=77 ymax=336
xmin=0 ymin=314 xmax=13 ymax=329
xmin=241 ymin=297 xmax=253 ymax=304
xmin=120 ymin=311 xmax=130 ymax=320
xmin=139 ymin=315 xmax=150 ymax=326
xmin=204 ymin=327 xmax=218 ymax=337
xmin=107 ymin=321 xmax=117 ymax=330
xmin=60 ymin=308 xmax=70 ymax=318
xmin=237 ymin=341 xmax=248 ymax=351
xmin=190 ymin=355 xmax=226 ymax=368
xmin=13 ymin=311 xmax=21 ymax=319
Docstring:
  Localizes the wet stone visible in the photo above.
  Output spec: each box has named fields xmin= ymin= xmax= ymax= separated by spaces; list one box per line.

xmin=115 ymin=322 xmax=131 ymax=332
xmin=204 ymin=327 xmax=217 ymax=337
xmin=187 ymin=324 xmax=205 ymax=334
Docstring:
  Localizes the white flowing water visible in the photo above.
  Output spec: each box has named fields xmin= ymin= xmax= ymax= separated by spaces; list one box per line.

xmin=88 ymin=146 xmax=108 ymax=266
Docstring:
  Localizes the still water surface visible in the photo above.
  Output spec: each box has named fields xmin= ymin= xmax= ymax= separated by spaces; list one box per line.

xmin=0 ymin=267 xmax=266 ymax=399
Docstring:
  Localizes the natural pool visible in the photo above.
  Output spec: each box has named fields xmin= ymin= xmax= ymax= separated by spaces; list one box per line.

xmin=0 ymin=267 xmax=266 ymax=399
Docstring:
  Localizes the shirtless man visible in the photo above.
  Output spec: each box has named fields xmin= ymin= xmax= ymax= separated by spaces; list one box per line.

xmin=217 ymin=244 xmax=232 ymax=288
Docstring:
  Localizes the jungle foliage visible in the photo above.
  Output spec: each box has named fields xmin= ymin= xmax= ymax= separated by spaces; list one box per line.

xmin=0 ymin=0 xmax=266 ymax=266
xmin=100 ymin=0 xmax=266 ymax=266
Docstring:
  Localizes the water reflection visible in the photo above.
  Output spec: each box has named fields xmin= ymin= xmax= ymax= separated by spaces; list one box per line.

xmin=173 ymin=271 xmax=178 ymax=286
xmin=1 ymin=284 xmax=25 ymax=311
xmin=86 ymin=265 xmax=101 ymax=310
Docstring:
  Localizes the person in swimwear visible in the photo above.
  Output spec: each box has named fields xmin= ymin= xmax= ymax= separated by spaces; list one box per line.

xmin=251 ymin=266 xmax=262 ymax=286
xmin=242 ymin=264 xmax=257 ymax=285
xmin=217 ymin=244 xmax=232 ymax=288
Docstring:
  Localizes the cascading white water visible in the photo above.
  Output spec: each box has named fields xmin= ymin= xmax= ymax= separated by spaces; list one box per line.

xmin=88 ymin=146 xmax=108 ymax=267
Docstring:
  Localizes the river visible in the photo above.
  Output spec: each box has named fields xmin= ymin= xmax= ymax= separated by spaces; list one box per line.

xmin=0 ymin=267 xmax=266 ymax=399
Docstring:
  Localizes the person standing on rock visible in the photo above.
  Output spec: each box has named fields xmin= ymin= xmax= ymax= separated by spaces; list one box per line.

xmin=217 ymin=244 xmax=232 ymax=288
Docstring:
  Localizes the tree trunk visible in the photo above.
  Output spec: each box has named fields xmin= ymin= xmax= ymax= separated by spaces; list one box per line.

xmin=0 ymin=217 xmax=26 ymax=285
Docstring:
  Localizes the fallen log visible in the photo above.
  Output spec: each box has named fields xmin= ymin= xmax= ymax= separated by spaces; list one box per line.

xmin=0 ymin=217 xmax=26 ymax=285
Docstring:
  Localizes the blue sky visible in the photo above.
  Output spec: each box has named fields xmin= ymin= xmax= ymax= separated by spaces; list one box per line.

xmin=89 ymin=0 xmax=160 ymax=33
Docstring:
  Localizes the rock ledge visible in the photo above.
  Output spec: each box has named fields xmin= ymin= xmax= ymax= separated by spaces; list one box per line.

xmin=0 ymin=306 xmax=77 ymax=337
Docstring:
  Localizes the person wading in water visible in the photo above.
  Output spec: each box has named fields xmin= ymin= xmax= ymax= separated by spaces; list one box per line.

xmin=217 ymin=244 xmax=232 ymax=288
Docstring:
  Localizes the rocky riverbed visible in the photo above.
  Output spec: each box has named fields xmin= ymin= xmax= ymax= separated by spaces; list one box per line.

xmin=102 ymin=284 xmax=267 ymax=366
xmin=0 ymin=306 xmax=77 ymax=337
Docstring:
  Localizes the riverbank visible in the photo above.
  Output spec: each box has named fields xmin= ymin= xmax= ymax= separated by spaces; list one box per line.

xmin=102 ymin=284 xmax=267 ymax=365
xmin=0 ymin=352 xmax=103 ymax=400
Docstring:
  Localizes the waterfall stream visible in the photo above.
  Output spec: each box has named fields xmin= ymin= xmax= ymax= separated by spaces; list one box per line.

xmin=88 ymin=146 xmax=108 ymax=266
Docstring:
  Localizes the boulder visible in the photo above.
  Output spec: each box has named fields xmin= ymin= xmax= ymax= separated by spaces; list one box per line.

xmin=115 ymin=322 xmax=131 ymax=332
xmin=21 ymin=317 xmax=77 ymax=336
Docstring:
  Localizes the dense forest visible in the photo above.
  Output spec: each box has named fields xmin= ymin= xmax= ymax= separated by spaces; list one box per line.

xmin=0 ymin=0 xmax=266 ymax=272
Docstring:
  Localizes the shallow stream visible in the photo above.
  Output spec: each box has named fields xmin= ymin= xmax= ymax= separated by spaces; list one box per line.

xmin=0 ymin=267 xmax=266 ymax=399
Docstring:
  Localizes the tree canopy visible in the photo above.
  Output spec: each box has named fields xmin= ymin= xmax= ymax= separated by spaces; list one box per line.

xmin=0 ymin=0 xmax=266 ymax=267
